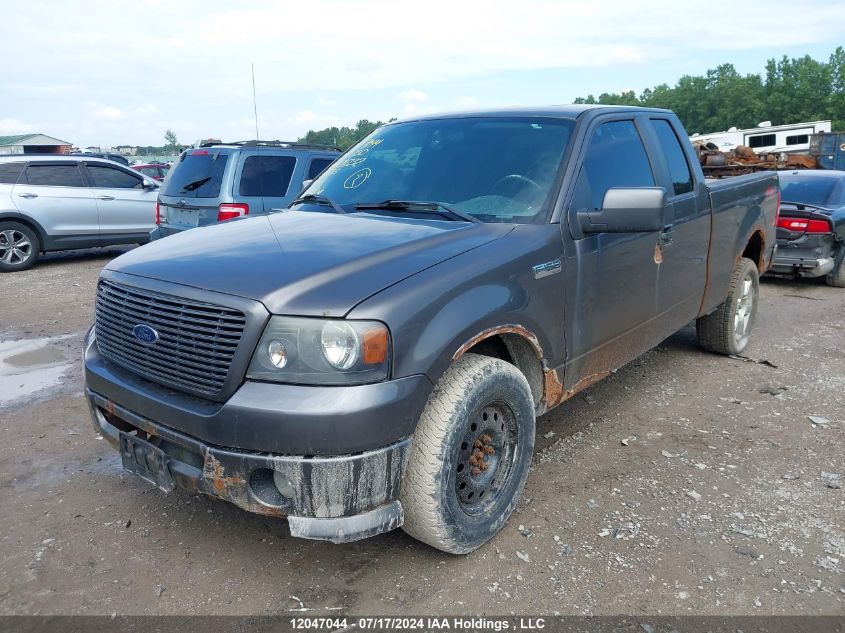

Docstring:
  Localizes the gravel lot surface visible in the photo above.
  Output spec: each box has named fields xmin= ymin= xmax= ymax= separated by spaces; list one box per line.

xmin=1 ymin=247 xmax=843 ymax=616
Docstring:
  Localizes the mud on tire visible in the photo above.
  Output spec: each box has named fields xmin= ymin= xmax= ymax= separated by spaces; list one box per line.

xmin=400 ymin=353 xmax=536 ymax=554
xmin=696 ymin=256 xmax=759 ymax=355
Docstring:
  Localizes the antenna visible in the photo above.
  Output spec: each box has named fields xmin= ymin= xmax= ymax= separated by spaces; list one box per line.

xmin=251 ymin=63 xmax=260 ymax=142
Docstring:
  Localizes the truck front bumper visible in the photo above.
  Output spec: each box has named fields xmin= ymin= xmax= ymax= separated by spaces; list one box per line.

xmin=86 ymin=389 xmax=409 ymax=543
xmin=83 ymin=330 xmax=431 ymax=543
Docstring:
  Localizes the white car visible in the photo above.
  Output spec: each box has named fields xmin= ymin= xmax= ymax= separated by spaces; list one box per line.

xmin=0 ymin=155 xmax=159 ymax=272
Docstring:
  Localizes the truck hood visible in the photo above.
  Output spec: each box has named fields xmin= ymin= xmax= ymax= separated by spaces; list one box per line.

xmin=107 ymin=210 xmax=513 ymax=316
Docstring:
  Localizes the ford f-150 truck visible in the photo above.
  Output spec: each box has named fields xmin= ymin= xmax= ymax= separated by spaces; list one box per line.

xmin=83 ymin=106 xmax=779 ymax=554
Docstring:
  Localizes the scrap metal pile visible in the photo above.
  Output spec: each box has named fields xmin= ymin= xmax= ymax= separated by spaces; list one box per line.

xmin=694 ymin=141 xmax=818 ymax=178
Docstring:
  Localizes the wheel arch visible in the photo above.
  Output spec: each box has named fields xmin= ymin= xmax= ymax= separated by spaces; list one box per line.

xmin=451 ymin=325 xmax=562 ymax=416
xmin=0 ymin=212 xmax=48 ymax=251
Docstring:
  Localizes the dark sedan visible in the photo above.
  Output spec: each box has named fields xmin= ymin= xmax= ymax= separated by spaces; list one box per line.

xmin=770 ymin=170 xmax=845 ymax=287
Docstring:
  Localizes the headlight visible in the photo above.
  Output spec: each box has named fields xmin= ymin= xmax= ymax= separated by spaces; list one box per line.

xmin=247 ymin=316 xmax=390 ymax=385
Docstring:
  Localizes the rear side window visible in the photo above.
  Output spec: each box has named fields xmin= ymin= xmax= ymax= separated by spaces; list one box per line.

xmin=23 ymin=164 xmax=84 ymax=187
xmin=577 ymin=120 xmax=655 ymax=210
xmin=88 ymin=164 xmax=142 ymax=189
xmin=162 ymin=151 xmax=229 ymax=198
xmin=136 ymin=166 xmax=159 ymax=177
xmin=239 ymin=155 xmax=296 ymax=197
xmin=0 ymin=162 xmax=24 ymax=184
xmin=651 ymin=119 xmax=693 ymax=195
xmin=306 ymin=157 xmax=334 ymax=180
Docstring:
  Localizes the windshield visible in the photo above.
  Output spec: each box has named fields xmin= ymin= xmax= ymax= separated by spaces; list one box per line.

xmin=779 ymin=175 xmax=842 ymax=207
xmin=162 ymin=149 xmax=229 ymax=198
xmin=306 ymin=117 xmax=575 ymax=223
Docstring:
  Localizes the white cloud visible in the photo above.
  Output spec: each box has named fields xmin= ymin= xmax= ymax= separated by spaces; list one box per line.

xmin=1 ymin=0 xmax=843 ymax=145
xmin=452 ymin=96 xmax=478 ymax=109
xmin=0 ymin=118 xmax=40 ymax=134
xmin=397 ymin=89 xmax=430 ymax=103
xmin=91 ymin=105 xmax=125 ymax=121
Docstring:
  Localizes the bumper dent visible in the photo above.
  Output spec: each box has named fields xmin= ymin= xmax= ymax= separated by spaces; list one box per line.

xmin=87 ymin=389 xmax=410 ymax=542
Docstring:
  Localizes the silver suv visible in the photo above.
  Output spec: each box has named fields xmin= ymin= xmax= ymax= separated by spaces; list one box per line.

xmin=0 ymin=155 xmax=159 ymax=272
xmin=154 ymin=140 xmax=339 ymax=238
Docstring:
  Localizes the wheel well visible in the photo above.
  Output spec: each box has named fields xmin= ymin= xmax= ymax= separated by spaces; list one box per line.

xmin=0 ymin=215 xmax=46 ymax=251
xmin=743 ymin=231 xmax=764 ymax=271
xmin=461 ymin=333 xmax=544 ymax=409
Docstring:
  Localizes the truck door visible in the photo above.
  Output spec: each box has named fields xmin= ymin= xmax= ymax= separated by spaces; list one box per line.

xmin=562 ymin=117 xmax=664 ymax=392
xmin=643 ymin=117 xmax=710 ymax=333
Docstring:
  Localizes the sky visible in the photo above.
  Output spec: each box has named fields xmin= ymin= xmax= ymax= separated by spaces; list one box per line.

xmin=2 ymin=0 xmax=844 ymax=148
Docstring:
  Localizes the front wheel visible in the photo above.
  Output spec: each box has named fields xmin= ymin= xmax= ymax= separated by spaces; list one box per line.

xmin=696 ymin=256 xmax=759 ymax=355
xmin=401 ymin=353 xmax=536 ymax=554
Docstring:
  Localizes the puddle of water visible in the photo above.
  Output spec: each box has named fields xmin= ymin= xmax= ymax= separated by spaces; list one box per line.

xmin=0 ymin=336 xmax=74 ymax=407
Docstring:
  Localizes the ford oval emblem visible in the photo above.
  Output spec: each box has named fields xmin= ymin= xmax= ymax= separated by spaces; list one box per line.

xmin=132 ymin=324 xmax=159 ymax=344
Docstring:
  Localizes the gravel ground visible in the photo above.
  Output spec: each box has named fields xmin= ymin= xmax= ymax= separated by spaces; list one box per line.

xmin=0 ymin=247 xmax=843 ymax=616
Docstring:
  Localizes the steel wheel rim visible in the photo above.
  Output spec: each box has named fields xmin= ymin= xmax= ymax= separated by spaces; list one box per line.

xmin=0 ymin=230 xmax=32 ymax=265
xmin=454 ymin=401 xmax=518 ymax=515
xmin=733 ymin=274 xmax=755 ymax=347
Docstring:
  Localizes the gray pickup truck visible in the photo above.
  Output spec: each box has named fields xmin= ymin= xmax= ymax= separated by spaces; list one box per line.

xmin=83 ymin=105 xmax=778 ymax=554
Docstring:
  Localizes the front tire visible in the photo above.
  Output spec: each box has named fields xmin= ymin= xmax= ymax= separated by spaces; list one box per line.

xmin=0 ymin=221 xmax=40 ymax=272
xmin=696 ymin=256 xmax=759 ymax=355
xmin=401 ymin=353 xmax=536 ymax=554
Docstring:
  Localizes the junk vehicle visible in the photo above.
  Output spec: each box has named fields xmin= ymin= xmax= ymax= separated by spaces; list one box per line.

xmin=768 ymin=169 xmax=845 ymax=286
xmin=83 ymin=105 xmax=778 ymax=553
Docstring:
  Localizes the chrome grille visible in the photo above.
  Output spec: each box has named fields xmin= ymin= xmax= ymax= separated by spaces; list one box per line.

xmin=95 ymin=279 xmax=246 ymax=396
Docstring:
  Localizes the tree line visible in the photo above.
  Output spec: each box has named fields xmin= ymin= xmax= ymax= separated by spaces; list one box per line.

xmin=297 ymin=47 xmax=844 ymax=146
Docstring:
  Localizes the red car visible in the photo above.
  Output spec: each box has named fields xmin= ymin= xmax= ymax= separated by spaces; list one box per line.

xmin=131 ymin=163 xmax=170 ymax=181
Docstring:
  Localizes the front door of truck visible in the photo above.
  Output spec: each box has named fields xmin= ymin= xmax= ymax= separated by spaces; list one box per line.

xmin=642 ymin=117 xmax=710 ymax=333
xmin=562 ymin=117 xmax=665 ymax=392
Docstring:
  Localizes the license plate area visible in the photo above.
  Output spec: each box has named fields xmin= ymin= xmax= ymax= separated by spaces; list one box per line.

xmin=119 ymin=432 xmax=174 ymax=493
xmin=165 ymin=206 xmax=199 ymax=227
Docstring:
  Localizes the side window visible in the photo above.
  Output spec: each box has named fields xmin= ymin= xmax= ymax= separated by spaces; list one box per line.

xmin=306 ymin=158 xmax=334 ymax=181
xmin=239 ymin=155 xmax=296 ymax=197
xmin=651 ymin=119 xmax=693 ymax=195
xmin=0 ymin=162 xmax=25 ymax=184
xmin=88 ymin=165 xmax=143 ymax=189
xmin=23 ymin=164 xmax=85 ymax=187
xmin=577 ymin=120 xmax=655 ymax=210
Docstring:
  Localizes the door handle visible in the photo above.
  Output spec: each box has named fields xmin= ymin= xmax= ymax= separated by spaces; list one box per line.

xmin=17 ymin=192 xmax=38 ymax=199
xmin=659 ymin=224 xmax=674 ymax=246
xmin=97 ymin=195 xmax=115 ymax=201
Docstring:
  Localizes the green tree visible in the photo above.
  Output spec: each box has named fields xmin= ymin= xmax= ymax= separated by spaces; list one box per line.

xmin=298 ymin=119 xmax=387 ymax=149
xmin=164 ymin=129 xmax=180 ymax=152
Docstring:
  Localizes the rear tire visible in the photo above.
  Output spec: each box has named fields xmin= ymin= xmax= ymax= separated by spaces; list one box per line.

xmin=826 ymin=250 xmax=845 ymax=288
xmin=0 ymin=221 xmax=39 ymax=272
xmin=401 ymin=353 xmax=535 ymax=554
xmin=696 ymin=257 xmax=759 ymax=355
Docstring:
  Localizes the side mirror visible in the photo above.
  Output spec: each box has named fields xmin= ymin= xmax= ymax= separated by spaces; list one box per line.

xmin=300 ymin=179 xmax=314 ymax=192
xmin=578 ymin=187 xmax=666 ymax=234
xmin=143 ymin=180 xmax=159 ymax=190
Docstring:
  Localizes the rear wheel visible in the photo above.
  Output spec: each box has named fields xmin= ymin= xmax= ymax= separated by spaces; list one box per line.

xmin=401 ymin=353 xmax=535 ymax=554
xmin=826 ymin=250 xmax=845 ymax=288
xmin=0 ymin=221 xmax=39 ymax=272
xmin=696 ymin=256 xmax=759 ymax=355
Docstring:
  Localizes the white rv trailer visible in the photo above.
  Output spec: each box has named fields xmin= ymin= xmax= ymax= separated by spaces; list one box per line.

xmin=690 ymin=120 xmax=831 ymax=154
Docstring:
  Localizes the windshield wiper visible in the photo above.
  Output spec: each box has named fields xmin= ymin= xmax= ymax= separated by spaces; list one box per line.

xmin=353 ymin=200 xmax=480 ymax=223
xmin=179 ymin=176 xmax=212 ymax=192
xmin=780 ymin=200 xmax=831 ymax=212
xmin=289 ymin=193 xmax=347 ymax=214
